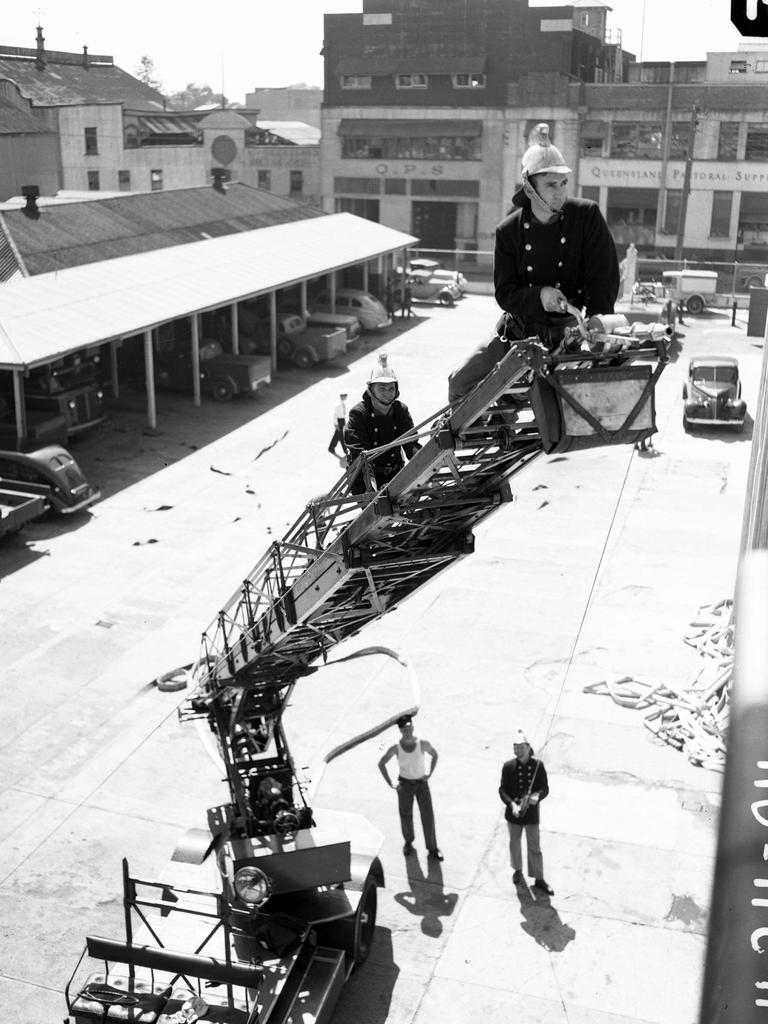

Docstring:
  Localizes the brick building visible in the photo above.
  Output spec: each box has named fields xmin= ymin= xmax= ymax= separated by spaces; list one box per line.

xmin=320 ymin=0 xmax=768 ymax=268
xmin=0 ymin=28 xmax=321 ymax=205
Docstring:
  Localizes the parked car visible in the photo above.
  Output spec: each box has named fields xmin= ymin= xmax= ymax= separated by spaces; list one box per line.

xmin=312 ymin=289 xmax=389 ymax=330
xmin=404 ymin=259 xmax=468 ymax=295
xmin=405 ymin=271 xmax=461 ymax=306
xmin=238 ymin=310 xmax=348 ymax=369
xmin=155 ymin=341 xmax=271 ymax=401
xmin=0 ymin=445 xmax=100 ymax=514
xmin=682 ymin=356 xmax=747 ymax=432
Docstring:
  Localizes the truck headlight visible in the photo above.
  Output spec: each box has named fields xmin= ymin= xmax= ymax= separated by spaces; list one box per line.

xmin=234 ymin=866 xmax=272 ymax=906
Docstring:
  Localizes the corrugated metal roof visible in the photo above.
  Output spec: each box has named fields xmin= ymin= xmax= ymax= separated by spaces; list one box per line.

xmin=0 ymin=213 xmax=418 ymax=370
xmin=1 ymin=183 xmax=327 ymax=275
xmin=257 ymin=121 xmax=320 ymax=145
xmin=0 ymin=55 xmax=165 ymax=111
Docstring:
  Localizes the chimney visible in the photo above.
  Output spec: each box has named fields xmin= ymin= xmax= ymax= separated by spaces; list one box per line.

xmin=21 ymin=185 xmax=41 ymax=220
xmin=35 ymin=25 xmax=46 ymax=69
xmin=211 ymin=168 xmax=230 ymax=193
xmin=82 ymin=45 xmax=90 ymax=69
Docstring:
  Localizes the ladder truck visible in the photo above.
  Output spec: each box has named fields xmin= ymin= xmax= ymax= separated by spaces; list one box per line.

xmin=65 ymin=319 xmax=669 ymax=1024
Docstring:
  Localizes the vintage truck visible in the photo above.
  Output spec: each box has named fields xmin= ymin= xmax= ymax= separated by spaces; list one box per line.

xmin=238 ymin=310 xmax=348 ymax=370
xmin=23 ymin=356 xmax=106 ymax=436
xmin=155 ymin=341 xmax=272 ymax=402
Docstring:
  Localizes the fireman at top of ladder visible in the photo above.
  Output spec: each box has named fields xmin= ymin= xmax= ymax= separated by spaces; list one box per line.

xmin=344 ymin=353 xmax=422 ymax=494
xmin=449 ymin=123 xmax=621 ymax=404
xmin=495 ymin=122 xmax=620 ymax=349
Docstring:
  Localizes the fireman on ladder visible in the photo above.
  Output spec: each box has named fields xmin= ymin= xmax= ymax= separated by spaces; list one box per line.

xmin=448 ymin=123 xmax=620 ymax=403
xmin=344 ymin=354 xmax=421 ymax=494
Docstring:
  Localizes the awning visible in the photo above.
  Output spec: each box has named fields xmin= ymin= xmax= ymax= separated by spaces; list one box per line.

xmin=0 ymin=214 xmax=418 ymax=371
xmin=338 ymin=119 xmax=483 ymax=138
xmin=337 ymin=55 xmax=486 ymax=76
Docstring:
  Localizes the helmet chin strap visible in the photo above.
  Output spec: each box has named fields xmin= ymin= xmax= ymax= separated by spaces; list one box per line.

xmin=523 ymin=176 xmax=562 ymax=218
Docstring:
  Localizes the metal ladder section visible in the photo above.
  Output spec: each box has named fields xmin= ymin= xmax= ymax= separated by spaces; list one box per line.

xmin=181 ymin=345 xmax=542 ymax=717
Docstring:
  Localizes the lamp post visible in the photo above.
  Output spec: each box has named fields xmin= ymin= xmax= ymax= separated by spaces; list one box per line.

xmin=674 ymin=104 xmax=699 ymax=263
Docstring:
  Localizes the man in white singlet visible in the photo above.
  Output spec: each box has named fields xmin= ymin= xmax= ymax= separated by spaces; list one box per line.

xmin=378 ymin=715 xmax=442 ymax=860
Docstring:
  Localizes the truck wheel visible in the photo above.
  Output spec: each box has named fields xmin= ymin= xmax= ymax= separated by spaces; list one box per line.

xmin=316 ymin=873 xmax=377 ymax=967
xmin=211 ymin=378 xmax=235 ymax=402
xmin=439 ymin=293 xmax=455 ymax=307
xmin=686 ymin=295 xmax=704 ymax=315
xmin=293 ymin=347 xmax=315 ymax=370
xmin=277 ymin=337 xmax=293 ymax=358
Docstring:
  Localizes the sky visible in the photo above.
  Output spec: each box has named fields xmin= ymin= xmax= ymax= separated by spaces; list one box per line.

xmin=1 ymin=1 xmax=761 ymax=104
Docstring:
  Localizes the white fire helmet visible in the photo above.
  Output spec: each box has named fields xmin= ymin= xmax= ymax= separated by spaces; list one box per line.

xmin=367 ymin=353 xmax=399 ymax=399
xmin=521 ymin=123 xmax=572 ymax=180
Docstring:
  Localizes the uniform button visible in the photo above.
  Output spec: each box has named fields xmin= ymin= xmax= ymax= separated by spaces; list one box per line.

xmin=528 ymin=283 xmax=533 ymax=287
xmin=561 ymin=236 xmax=566 ymax=243
xmin=527 ymin=265 xmax=533 ymax=272
xmin=555 ymin=282 xmax=560 ymax=287
xmin=558 ymin=261 xmax=563 ymax=268
xmin=524 ymin=222 xmax=530 ymax=229
xmin=525 ymin=244 xmax=532 ymax=251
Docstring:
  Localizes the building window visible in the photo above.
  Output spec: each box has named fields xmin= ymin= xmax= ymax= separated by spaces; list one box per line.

xmin=395 ymin=73 xmax=428 ymax=89
xmin=662 ymin=189 xmax=682 ymax=234
xmin=410 ymin=179 xmax=479 ymax=197
xmin=729 ymin=59 xmax=748 ymax=74
xmin=384 ymin=178 xmax=407 ymax=194
xmin=334 ymin=197 xmax=380 ymax=222
xmin=581 ymin=186 xmax=600 ymax=202
xmin=756 ymin=60 xmax=768 ymax=73
xmin=87 ymin=170 xmax=100 ymax=191
xmin=118 ymin=170 xmax=131 ymax=191
xmin=610 ymin=122 xmax=664 ymax=158
xmin=150 ymin=169 xmax=163 ymax=191
xmin=124 ymin=125 xmax=139 ymax=149
xmin=710 ymin=191 xmax=733 ymax=238
xmin=341 ymin=74 xmax=372 ymax=89
xmin=341 ymin=134 xmax=480 ymax=161
xmin=669 ymin=122 xmax=692 ymax=159
xmin=289 ymin=170 xmax=303 ymax=195
xmin=84 ymin=127 xmax=98 ymax=155
xmin=452 ymin=73 xmax=485 ymax=88
xmin=745 ymin=125 xmax=768 ymax=161
xmin=581 ymin=123 xmax=607 ymax=157
xmin=334 ymin=177 xmax=381 ymax=194
xmin=258 ymin=169 xmax=271 ymax=190
xmin=718 ymin=122 xmax=740 ymax=159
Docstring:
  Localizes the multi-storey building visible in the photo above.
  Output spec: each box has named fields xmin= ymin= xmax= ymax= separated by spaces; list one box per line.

xmin=320 ymin=0 xmax=768 ymax=267
xmin=0 ymin=28 xmax=321 ymax=204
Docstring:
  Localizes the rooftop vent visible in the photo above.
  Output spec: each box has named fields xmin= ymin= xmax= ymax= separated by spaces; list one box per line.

xmin=21 ymin=185 xmax=40 ymax=220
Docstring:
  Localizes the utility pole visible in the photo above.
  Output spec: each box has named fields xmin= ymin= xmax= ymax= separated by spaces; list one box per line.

xmin=674 ymin=104 xmax=699 ymax=262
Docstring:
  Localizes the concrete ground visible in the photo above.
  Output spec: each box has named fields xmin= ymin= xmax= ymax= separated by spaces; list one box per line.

xmin=0 ymin=295 xmax=761 ymax=1024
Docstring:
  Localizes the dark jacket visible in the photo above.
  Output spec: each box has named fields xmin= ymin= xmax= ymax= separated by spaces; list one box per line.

xmin=499 ymin=755 xmax=549 ymax=826
xmin=344 ymin=392 xmax=420 ymax=492
xmin=494 ymin=196 xmax=620 ymax=338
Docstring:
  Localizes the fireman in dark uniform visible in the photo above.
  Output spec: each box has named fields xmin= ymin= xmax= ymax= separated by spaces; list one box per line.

xmin=448 ymin=123 xmax=620 ymax=403
xmin=499 ymin=730 xmax=553 ymax=896
xmin=344 ymin=353 xmax=421 ymax=494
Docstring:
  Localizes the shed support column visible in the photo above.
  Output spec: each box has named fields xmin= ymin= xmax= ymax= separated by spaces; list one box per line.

xmin=268 ymin=292 xmax=277 ymax=372
xmin=362 ymin=262 xmax=369 ymax=292
xmin=143 ymin=329 xmax=157 ymax=431
xmin=191 ymin=315 xmax=202 ymax=407
xmin=300 ymin=280 xmax=308 ymax=317
xmin=110 ymin=341 xmax=120 ymax=399
xmin=330 ymin=275 xmax=337 ymax=313
xmin=12 ymin=371 xmax=27 ymax=447
xmin=230 ymin=302 xmax=239 ymax=354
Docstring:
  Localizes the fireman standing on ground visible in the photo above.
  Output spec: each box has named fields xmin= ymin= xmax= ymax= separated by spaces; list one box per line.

xmin=344 ymin=353 xmax=420 ymax=494
xmin=499 ymin=730 xmax=554 ymax=896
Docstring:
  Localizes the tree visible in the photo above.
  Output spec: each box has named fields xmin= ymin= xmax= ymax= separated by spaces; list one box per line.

xmin=136 ymin=55 xmax=162 ymax=92
xmin=165 ymin=83 xmax=228 ymax=111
